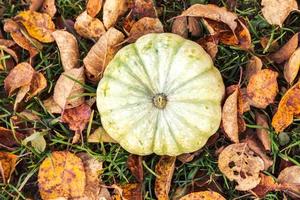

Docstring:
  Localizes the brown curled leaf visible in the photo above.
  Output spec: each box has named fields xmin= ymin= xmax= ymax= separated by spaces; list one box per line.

xmin=284 ymin=47 xmax=300 ymax=84
xmin=278 ymin=165 xmax=300 ymax=199
xmin=155 ymin=156 xmax=176 ymax=200
xmin=28 ymin=0 xmax=44 ymax=11
xmin=172 ymin=17 xmax=188 ymax=38
xmin=0 ymin=127 xmax=24 ymax=149
xmin=83 ymin=27 xmax=125 ymax=82
xmin=252 ymin=173 xmax=280 ymax=198
xmin=247 ymin=69 xmax=278 ymax=109
xmin=128 ymin=17 xmax=164 ymax=43
xmin=245 ymin=55 xmax=262 ymax=81
xmin=197 ymin=35 xmax=219 ymax=60
xmin=272 ymin=81 xmax=300 ymax=132
xmin=0 ymin=152 xmax=18 ymax=184
xmin=43 ymin=96 xmax=63 ymax=114
xmin=87 ymin=127 xmax=117 ymax=143
xmin=74 ymin=11 xmax=106 ymax=39
xmin=41 ymin=0 xmax=57 ymax=18
xmin=129 ymin=0 xmax=157 ymax=19
xmin=4 ymin=62 xmax=35 ymax=96
xmin=14 ymin=10 xmax=55 ymax=43
xmin=103 ymin=0 xmax=127 ymax=29
xmin=270 ymin=33 xmax=299 ymax=64
xmin=179 ymin=4 xmax=238 ymax=32
xmin=52 ymin=30 xmax=79 ymax=71
xmin=53 ymin=67 xmax=85 ymax=109
xmin=255 ymin=112 xmax=271 ymax=151
xmin=218 ymin=143 xmax=264 ymax=191
xmin=127 ymin=154 xmax=143 ymax=183
xmin=27 ymin=72 xmax=47 ymax=100
xmin=87 ymin=0 xmax=103 ymax=18
xmin=179 ymin=191 xmax=226 ymax=200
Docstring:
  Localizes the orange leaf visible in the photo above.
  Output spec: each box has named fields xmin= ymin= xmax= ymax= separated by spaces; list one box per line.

xmin=87 ymin=0 xmax=103 ymax=18
xmin=155 ymin=156 xmax=176 ymax=199
xmin=0 ymin=152 xmax=17 ymax=184
xmin=272 ymin=81 xmax=300 ymax=132
xmin=41 ymin=0 xmax=57 ymax=18
xmin=245 ymin=55 xmax=262 ymax=81
xmin=246 ymin=69 xmax=278 ymax=109
xmin=122 ymin=183 xmax=143 ymax=200
xmin=252 ymin=173 xmax=280 ymax=198
xmin=15 ymin=11 xmax=55 ymax=43
xmin=284 ymin=47 xmax=300 ymax=84
xmin=103 ymin=0 xmax=127 ymax=29
xmin=179 ymin=191 xmax=225 ymax=200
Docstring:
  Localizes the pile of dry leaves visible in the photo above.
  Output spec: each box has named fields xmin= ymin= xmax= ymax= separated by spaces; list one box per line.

xmin=1 ymin=0 xmax=300 ymax=199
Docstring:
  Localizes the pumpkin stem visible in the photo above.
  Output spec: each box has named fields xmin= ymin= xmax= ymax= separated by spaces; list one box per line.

xmin=153 ymin=93 xmax=167 ymax=109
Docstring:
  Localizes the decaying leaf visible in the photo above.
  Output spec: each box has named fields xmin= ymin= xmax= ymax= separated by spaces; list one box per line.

xmin=27 ymin=72 xmax=47 ymax=100
xmin=179 ymin=191 xmax=226 ymax=200
xmin=278 ymin=165 xmax=300 ymax=198
xmin=284 ymin=47 xmax=300 ymax=84
xmin=179 ymin=4 xmax=238 ymax=32
xmin=15 ymin=10 xmax=55 ymax=43
xmin=261 ymin=0 xmax=298 ymax=27
xmin=4 ymin=62 xmax=35 ymax=96
xmin=247 ymin=69 xmax=278 ymax=109
xmin=244 ymin=136 xmax=273 ymax=170
xmin=0 ymin=152 xmax=17 ymax=184
xmin=52 ymin=30 xmax=79 ymax=71
xmin=103 ymin=0 xmax=127 ymax=29
xmin=272 ymin=81 xmax=300 ymax=132
xmin=218 ymin=143 xmax=264 ymax=191
xmin=187 ymin=17 xmax=201 ymax=37
xmin=83 ymin=28 xmax=125 ymax=82
xmin=245 ymin=55 xmax=262 ymax=81
xmin=222 ymin=88 xmax=239 ymax=143
xmin=87 ymin=127 xmax=117 ymax=143
xmin=129 ymin=0 xmax=157 ymax=19
xmin=155 ymin=156 xmax=176 ymax=199
xmin=74 ymin=11 xmax=105 ymax=39
xmin=127 ymin=154 xmax=143 ymax=183
xmin=197 ymin=35 xmax=219 ymax=60
xmin=252 ymin=173 xmax=280 ymax=198
xmin=14 ymin=84 xmax=31 ymax=110
xmin=76 ymin=153 xmax=110 ymax=200
xmin=41 ymin=0 xmax=57 ymax=18
xmin=255 ymin=112 xmax=271 ymax=151
xmin=61 ymin=103 xmax=91 ymax=143
xmin=0 ymin=127 xmax=24 ymax=149
xmin=121 ymin=183 xmax=143 ymax=200
xmin=128 ymin=17 xmax=164 ymax=42
xmin=172 ymin=17 xmax=188 ymax=38
xmin=270 ymin=32 xmax=299 ymax=64
xmin=87 ymin=0 xmax=103 ymax=18
xmin=177 ymin=149 xmax=202 ymax=164
xmin=38 ymin=151 xmax=86 ymax=199
xmin=53 ymin=67 xmax=85 ymax=109
xmin=4 ymin=19 xmax=40 ymax=59
xmin=43 ymin=96 xmax=63 ymax=114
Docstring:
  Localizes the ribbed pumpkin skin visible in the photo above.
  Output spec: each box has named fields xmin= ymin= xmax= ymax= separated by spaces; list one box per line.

xmin=97 ymin=33 xmax=225 ymax=156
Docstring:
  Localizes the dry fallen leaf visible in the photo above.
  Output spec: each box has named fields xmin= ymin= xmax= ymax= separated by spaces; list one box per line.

xmin=261 ymin=0 xmax=298 ymax=27
xmin=4 ymin=62 xmax=35 ymax=96
xmin=260 ymin=36 xmax=279 ymax=52
xmin=52 ymin=30 xmax=79 ymax=71
xmin=218 ymin=143 xmax=264 ymax=191
xmin=0 ymin=127 xmax=24 ymax=149
xmin=3 ymin=19 xmax=40 ymax=59
xmin=121 ymin=183 xmax=143 ymax=200
xmin=255 ymin=112 xmax=271 ymax=151
xmin=197 ymin=35 xmax=219 ymax=60
xmin=38 ymin=151 xmax=86 ymax=199
xmin=128 ymin=17 xmax=164 ymax=43
xmin=87 ymin=127 xmax=117 ymax=143
xmin=179 ymin=4 xmax=238 ymax=32
xmin=245 ymin=55 xmax=262 ymax=81
xmin=29 ymin=0 xmax=44 ymax=11
xmin=61 ymin=103 xmax=91 ymax=143
xmin=155 ymin=156 xmax=176 ymax=200
xmin=83 ymin=27 xmax=125 ymax=82
xmin=74 ymin=11 xmax=105 ymax=39
xmin=0 ymin=152 xmax=17 ymax=184
xmin=172 ymin=17 xmax=188 ymax=38
xmin=284 ymin=47 xmax=300 ymax=84
xmin=270 ymin=32 xmax=299 ymax=64
xmin=0 ymin=45 xmax=18 ymax=64
xmin=127 ymin=154 xmax=143 ymax=183
xmin=87 ymin=0 xmax=103 ymax=18
xmin=27 ymin=72 xmax=47 ymax=100
xmin=222 ymin=88 xmax=239 ymax=143
xmin=14 ymin=84 xmax=31 ymax=110
xmin=76 ymin=153 xmax=110 ymax=200
xmin=278 ymin=165 xmax=300 ymax=198
xmin=129 ymin=0 xmax=157 ymax=19
xmin=41 ymin=0 xmax=57 ymax=18
xmin=252 ymin=173 xmax=280 ymax=198
xmin=103 ymin=0 xmax=127 ymax=29
xmin=187 ymin=17 xmax=201 ymax=37
xmin=43 ymin=96 xmax=63 ymax=114
xmin=246 ymin=69 xmax=278 ymax=109
xmin=244 ymin=136 xmax=273 ymax=170
xmin=15 ymin=10 xmax=55 ymax=43
xmin=272 ymin=81 xmax=300 ymax=132
xmin=53 ymin=67 xmax=85 ymax=109
xmin=179 ymin=191 xmax=226 ymax=200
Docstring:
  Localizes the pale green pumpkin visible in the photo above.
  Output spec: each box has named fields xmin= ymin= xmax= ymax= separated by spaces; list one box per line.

xmin=97 ymin=33 xmax=225 ymax=156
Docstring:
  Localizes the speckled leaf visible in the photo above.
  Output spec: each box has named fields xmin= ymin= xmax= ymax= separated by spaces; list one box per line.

xmin=0 ymin=152 xmax=17 ymax=184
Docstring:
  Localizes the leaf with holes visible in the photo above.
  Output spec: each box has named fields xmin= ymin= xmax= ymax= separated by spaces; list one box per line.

xmin=218 ymin=143 xmax=264 ymax=191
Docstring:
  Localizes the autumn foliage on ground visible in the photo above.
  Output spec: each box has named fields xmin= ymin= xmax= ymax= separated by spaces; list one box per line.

xmin=0 ymin=0 xmax=300 ymax=199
